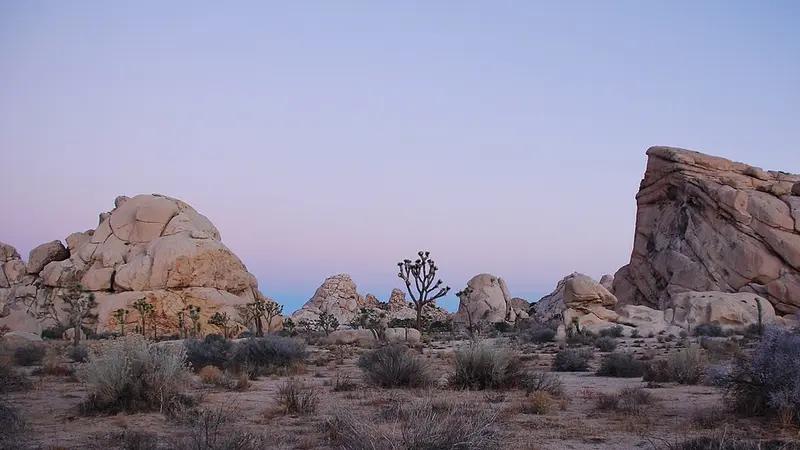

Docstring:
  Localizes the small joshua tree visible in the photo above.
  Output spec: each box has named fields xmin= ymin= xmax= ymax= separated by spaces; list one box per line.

xmin=283 ymin=317 xmax=296 ymax=334
xmin=263 ymin=301 xmax=283 ymax=334
xmin=178 ymin=310 xmax=188 ymax=338
xmin=38 ymin=283 xmax=97 ymax=347
xmin=297 ymin=319 xmax=315 ymax=335
xmin=208 ymin=311 xmax=231 ymax=338
xmin=132 ymin=297 xmax=155 ymax=338
xmin=317 ymin=312 xmax=339 ymax=336
xmin=455 ymin=286 xmax=477 ymax=339
xmin=397 ymin=250 xmax=451 ymax=332
xmin=112 ymin=308 xmax=129 ymax=336
xmin=236 ymin=299 xmax=284 ymax=337
xmin=186 ymin=304 xmax=202 ymax=337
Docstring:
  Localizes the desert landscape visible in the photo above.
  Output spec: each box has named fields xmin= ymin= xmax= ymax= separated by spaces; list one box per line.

xmin=2 ymin=146 xmax=800 ymax=449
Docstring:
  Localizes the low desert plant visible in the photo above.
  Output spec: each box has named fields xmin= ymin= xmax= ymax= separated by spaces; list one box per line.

xmin=630 ymin=329 xmax=641 ymax=338
xmin=13 ymin=343 xmax=46 ymax=366
xmin=0 ymin=402 xmax=26 ymax=447
xmin=596 ymin=387 xmax=652 ymax=414
xmin=700 ymin=337 xmax=742 ymax=362
xmin=332 ymin=374 xmax=360 ymax=392
xmin=521 ymin=391 xmax=552 ymax=415
xmin=78 ymin=334 xmax=192 ymax=414
xmin=229 ymin=335 xmax=307 ymax=378
xmin=599 ymin=325 xmax=624 ymax=338
xmin=171 ymin=404 xmax=269 ymax=450
xmin=199 ymin=365 xmax=225 ymax=385
xmin=525 ymin=326 xmax=557 ymax=343
xmin=596 ymin=351 xmax=645 ymax=378
xmin=553 ymin=348 xmax=593 ymax=372
xmin=724 ymin=327 xmax=800 ymax=422
xmin=0 ymin=356 xmax=31 ymax=394
xmin=67 ymin=344 xmax=90 ymax=363
xmin=276 ymin=379 xmax=319 ymax=415
xmin=184 ymin=334 xmax=233 ymax=372
xmin=595 ymin=336 xmax=618 ymax=352
xmin=523 ymin=371 xmax=565 ymax=397
xmin=449 ymin=343 xmax=527 ymax=390
xmin=358 ymin=344 xmax=431 ymax=388
xmin=643 ymin=345 xmax=706 ymax=385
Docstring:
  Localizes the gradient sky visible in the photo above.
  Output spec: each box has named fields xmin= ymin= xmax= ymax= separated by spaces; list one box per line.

xmin=1 ymin=1 xmax=799 ymax=313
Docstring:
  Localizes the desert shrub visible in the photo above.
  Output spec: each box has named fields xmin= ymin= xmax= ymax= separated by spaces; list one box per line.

xmin=690 ymin=406 xmax=725 ymax=429
xmin=184 ymin=334 xmax=233 ymax=372
xmin=33 ymin=349 xmax=74 ymax=377
xmin=725 ymin=327 xmax=800 ymax=421
xmin=400 ymin=399 xmax=501 ymax=449
xmin=525 ymin=326 xmax=556 ymax=343
xmin=671 ymin=436 xmax=799 ymax=450
xmin=521 ymin=391 xmax=552 ymax=415
xmin=332 ymin=374 xmax=360 ymax=392
xmin=599 ymin=325 xmax=624 ymax=338
xmin=229 ymin=335 xmax=307 ymax=378
xmin=694 ymin=323 xmax=725 ymax=337
xmin=40 ymin=327 xmax=63 ymax=340
xmin=199 ymin=365 xmax=224 ymax=385
xmin=630 ymin=329 xmax=641 ymax=338
xmin=13 ymin=343 xmax=46 ymax=366
xmin=566 ymin=329 xmax=597 ymax=346
xmin=643 ymin=359 xmax=673 ymax=383
xmin=0 ymin=356 xmax=31 ymax=394
xmin=68 ymin=344 xmax=90 ymax=363
xmin=669 ymin=345 xmax=707 ymax=384
xmin=358 ymin=344 xmax=431 ymax=388
xmin=94 ymin=430 xmax=161 ymax=450
xmin=449 ymin=343 xmax=527 ymax=390
xmin=88 ymin=331 xmax=120 ymax=340
xmin=276 ymin=379 xmax=319 ymax=415
xmin=595 ymin=387 xmax=652 ymax=414
xmin=171 ymin=404 xmax=269 ymax=450
xmin=78 ymin=334 xmax=192 ymax=414
xmin=552 ymin=348 xmax=593 ymax=372
xmin=595 ymin=336 xmax=618 ymax=352
xmin=700 ymin=337 xmax=742 ymax=362
xmin=523 ymin=371 xmax=565 ymax=397
xmin=596 ymin=351 xmax=645 ymax=378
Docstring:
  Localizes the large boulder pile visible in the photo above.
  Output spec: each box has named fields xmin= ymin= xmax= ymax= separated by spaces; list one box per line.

xmin=0 ymin=194 xmax=279 ymax=337
xmin=613 ymin=146 xmax=800 ymax=315
xmin=453 ymin=273 xmax=529 ymax=327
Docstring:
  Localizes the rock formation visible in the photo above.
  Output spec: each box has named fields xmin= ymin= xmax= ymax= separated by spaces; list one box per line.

xmin=613 ymin=146 xmax=800 ymax=315
xmin=454 ymin=273 xmax=529 ymax=326
xmin=0 ymin=194 xmax=279 ymax=337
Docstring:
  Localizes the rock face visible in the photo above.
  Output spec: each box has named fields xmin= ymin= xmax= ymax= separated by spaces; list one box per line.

xmin=614 ymin=146 xmax=800 ymax=315
xmin=454 ymin=273 xmax=529 ymax=326
xmin=291 ymin=274 xmax=363 ymax=324
xmin=0 ymin=194 xmax=277 ymax=337
xmin=666 ymin=291 xmax=776 ymax=331
xmin=533 ymin=273 xmax=627 ymax=333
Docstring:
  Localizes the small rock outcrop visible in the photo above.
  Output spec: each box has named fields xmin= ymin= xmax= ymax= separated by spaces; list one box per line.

xmin=290 ymin=274 xmax=363 ymax=324
xmin=1 ymin=194 xmax=278 ymax=336
xmin=613 ymin=146 xmax=800 ymax=315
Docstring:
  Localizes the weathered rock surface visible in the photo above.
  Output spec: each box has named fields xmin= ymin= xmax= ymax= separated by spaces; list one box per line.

xmin=291 ymin=274 xmax=363 ymax=324
xmin=613 ymin=146 xmax=800 ymax=315
xmin=454 ymin=273 xmax=528 ymax=326
xmin=0 ymin=194 xmax=277 ymax=337
xmin=665 ymin=291 xmax=776 ymax=331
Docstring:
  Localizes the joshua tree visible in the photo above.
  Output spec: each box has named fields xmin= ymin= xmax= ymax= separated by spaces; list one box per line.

xmin=397 ymin=250 xmax=451 ymax=332
xmin=186 ymin=304 xmax=202 ymax=337
xmin=208 ymin=311 xmax=231 ymax=338
xmin=178 ymin=310 xmax=188 ymax=338
xmin=38 ymin=283 xmax=97 ymax=347
xmin=350 ymin=307 xmax=387 ymax=341
xmin=317 ymin=312 xmax=339 ymax=336
xmin=297 ymin=319 xmax=315 ymax=335
xmin=283 ymin=317 xmax=296 ymax=334
xmin=263 ymin=301 xmax=283 ymax=334
xmin=456 ymin=286 xmax=477 ymax=340
xmin=132 ymin=297 xmax=155 ymax=338
xmin=112 ymin=308 xmax=129 ymax=336
xmin=236 ymin=299 xmax=283 ymax=337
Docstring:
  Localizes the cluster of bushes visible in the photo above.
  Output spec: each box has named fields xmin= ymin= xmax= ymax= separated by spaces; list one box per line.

xmin=643 ymin=345 xmax=707 ymax=385
xmin=596 ymin=351 xmax=645 ymax=378
xmin=357 ymin=343 xmax=432 ymax=388
xmin=184 ymin=334 xmax=307 ymax=379
xmin=553 ymin=348 xmax=593 ymax=372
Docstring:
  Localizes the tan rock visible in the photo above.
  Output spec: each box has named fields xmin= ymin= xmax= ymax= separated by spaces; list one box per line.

xmin=65 ymin=232 xmax=92 ymax=254
xmin=81 ymin=267 xmax=115 ymax=291
xmin=325 ymin=329 xmax=376 ymax=345
xmin=3 ymin=260 xmax=28 ymax=285
xmin=667 ymin=291 xmax=776 ymax=331
xmin=290 ymin=274 xmax=362 ymax=324
xmin=387 ymin=288 xmax=408 ymax=311
xmin=564 ymin=274 xmax=617 ymax=311
xmin=614 ymin=146 xmax=800 ymax=316
xmin=453 ymin=273 xmax=508 ymax=325
xmin=27 ymin=240 xmax=69 ymax=274
xmin=0 ymin=242 xmax=20 ymax=263
xmin=384 ymin=327 xmax=422 ymax=344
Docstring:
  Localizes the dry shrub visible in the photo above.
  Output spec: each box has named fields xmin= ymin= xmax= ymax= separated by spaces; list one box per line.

xmin=199 ymin=365 xmax=224 ymax=385
xmin=553 ymin=348 xmax=593 ymax=372
xmin=700 ymin=337 xmax=742 ymax=362
xmin=68 ymin=344 xmax=90 ymax=363
xmin=596 ymin=387 xmax=653 ymax=415
xmin=690 ymin=406 xmax=726 ymax=429
xmin=521 ymin=391 xmax=552 ymax=415
xmin=78 ymin=334 xmax=192 ymax=414
xmin=32 ymin=348 xmax=74 ymax=377
xmin=0 ymin=402 xmax=26 ymax=446
xmin=358 ymin=344 xmax=432 ymax=388
xmin=595 ymin=336 xmax=618 ymax=352
xmin=229 ymin=335 xmax=307 ymax=379
xmin=332 ymin=374 xmax=360 ymax=392
xmin=643 ymin=345 xmax=707 ymax=385
xmin=523 ymin=371 xmax=565 ymax=397
xmin=171 ymin=404 xmax=270 ymax=450
xmin=13 ymin=342 xmax=46 ymax=366
xmin=0 ymin=354 xmax=31 ymax=394
xmin=449 ymin=342 xmax=527 ymax=390
xmin=596 ymin=351 xmax=645 ymax=378
xmin=276 ymin=379 xmax=319 ymax=415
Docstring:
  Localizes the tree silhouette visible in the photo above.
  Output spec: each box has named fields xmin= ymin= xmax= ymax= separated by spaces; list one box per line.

xmin=397 ymin=250 xmax=450 ymax=332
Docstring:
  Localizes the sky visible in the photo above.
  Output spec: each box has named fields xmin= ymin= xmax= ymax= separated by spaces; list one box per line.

xmin=1 ymin=1 xmax=799 ymax=313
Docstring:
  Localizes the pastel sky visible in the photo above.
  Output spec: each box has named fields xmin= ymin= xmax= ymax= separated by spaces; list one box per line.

xmin=1 ymin=1 xmax=799 ymax=313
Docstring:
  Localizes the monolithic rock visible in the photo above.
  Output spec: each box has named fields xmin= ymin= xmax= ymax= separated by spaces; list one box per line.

xmin=387 ymin=288 xmax=409 ymax=312
xmin=665 ymin=291 xmax=776 ymax=331
xmin=613 ymin=146 xmax=800 ymax=315
xmin=291 ymin=274 xmax=363 ymax=324
xmin=0 ymin=194 xmax=278 ymax=337
xmin=454 ymin=273 xmax=527 ymax=326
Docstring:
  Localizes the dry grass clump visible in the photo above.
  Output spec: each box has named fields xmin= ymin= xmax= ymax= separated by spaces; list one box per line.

xmin=78 ymin=334 xmax=193 ymax=414
xmin=595 ymin=387 xmax=653 ymax=415
xmin=523 ymin=371 xmax=565 ymax=397
xmin=596 ymin=351 xmax=645 ymax=378
xmin=643 ymin=345 xmax=707 ymax=385
xmin=169 ymin=404 xmax=271 ymax=450
xmin=323 ymin=397 xmax=502 ymax=450
xmin=521 ymin=391 xmax=552 ymax=415
xmin=552 ymin=348 xmax=593 ymax=372
xmin=12 ymin=342 xmax=46 ymax=366
xmin=358 ymin=344 xmax=432 ymax=388
xmin=449 ymin=342 xmax=528 ymax=390
xmin=276 ymin=379 xmax=320 ymax=415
